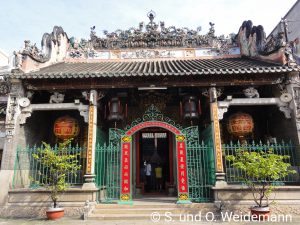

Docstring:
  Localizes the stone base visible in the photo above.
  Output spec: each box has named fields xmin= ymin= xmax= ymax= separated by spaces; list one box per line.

xmin=82 ymin=182 xmax=97 ymax=190
xmin=8 ymin=187 xmax=99 ymax=204
xmin=213 ymin=185 xmax=300 ymax=202
xmin=1 ymin=187 xmax=99 ymax=218
xmin=0 ymin=204 xmax=84 ymax=218
xmin=213 ymin=184 xmax=300 ymax=216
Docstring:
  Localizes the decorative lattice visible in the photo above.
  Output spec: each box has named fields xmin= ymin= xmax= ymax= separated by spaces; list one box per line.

xmin=125 ymin=104 xmax=183 ymax=131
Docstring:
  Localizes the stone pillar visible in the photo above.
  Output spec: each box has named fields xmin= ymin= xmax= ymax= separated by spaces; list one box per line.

xmin=209 ymin=87 xmax=226 ymax=184
xmin=82 ymin=90 xmax=98 ymax=189
xmin=0 ymin=79 xmax=24 ymax=205
xmin=286 ymin=72 xmax=300 ymax=163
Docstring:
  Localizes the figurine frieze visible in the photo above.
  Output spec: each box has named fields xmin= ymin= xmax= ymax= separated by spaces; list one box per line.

xmin=87 ymin=11 xmax=236 ymax=51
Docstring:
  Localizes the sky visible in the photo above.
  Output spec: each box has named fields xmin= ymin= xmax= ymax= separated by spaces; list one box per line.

xmin=0 ymin=0 xmax=297 ymax=55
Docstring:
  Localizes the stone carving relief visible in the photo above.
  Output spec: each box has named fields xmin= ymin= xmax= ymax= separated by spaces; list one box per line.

xmin=69 ymin=37 xmax=97 ymax=59
xmin=120 ymin=49 xmax=175 ymax=59
xmin=202 ymin=88 xmax=223 ymax=99
xmin=26 ymin=91 xmax=34 ymax=100
xmin=49 ymin=92 xmax=65 ymax=103
xmin=6 ymin=96 xmax=18 ymax=138
xmin=218 ymin=97 xmax=291 ymax=120
xmin=243 ymin=87 xmax=259 ymax=98
xmin=13 ymin=26 xmax=69 ymax=72
xmin=0 ymin=78 xmax=10 ymax=95
xmin=20 ymin=26 xmax=67 ymax=63
xmin=82 ymin=90 xmax=105 ymax=104
xmin=293 ymin=87 xmax=300 ymax=122
xmin=237 ymin=20 xmax=297 ymax=66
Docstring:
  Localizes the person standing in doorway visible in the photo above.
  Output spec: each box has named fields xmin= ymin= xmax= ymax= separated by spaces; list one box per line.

xmin=155 ymin=164 xmax=163 ymax=192
xmin=145 ymin=160 xmax=152 ymax=192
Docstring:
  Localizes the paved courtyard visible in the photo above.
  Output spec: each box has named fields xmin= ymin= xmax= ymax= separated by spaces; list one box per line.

xmin=1 ymin=218 xmax=300 ymax=225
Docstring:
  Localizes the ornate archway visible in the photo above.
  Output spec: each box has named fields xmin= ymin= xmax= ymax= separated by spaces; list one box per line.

xmin=95 ymin=105 xmax=215 ymax=204
xmin=120 ymin=121 xmax=190 ymax=204
xmin=119 ymin=105 xmax=190 ymax=204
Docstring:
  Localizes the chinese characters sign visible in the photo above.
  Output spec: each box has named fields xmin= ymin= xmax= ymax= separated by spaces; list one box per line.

xmin=120 ymin=135 xmax=132 ymax=202
xmin=211 ymin=102 xmax=223 ymax=172
xmin=176 ymin=135 xmax=189 ymax=201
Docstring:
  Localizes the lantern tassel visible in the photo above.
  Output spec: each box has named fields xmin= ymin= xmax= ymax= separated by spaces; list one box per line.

xmin=198 ymin=99 xmax=201 ymax=115
xmin=189 ymin=99 xmax=192 ymax=119
xmin=180 ymin=101 xmax=183 ymax=121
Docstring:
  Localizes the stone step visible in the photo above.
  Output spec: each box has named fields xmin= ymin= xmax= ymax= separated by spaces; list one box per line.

xmin=88 ymin=213 xmax=218 ymax=221
xmin=89 ymin=203 xmax=219 ymax=221
xmin=92 ymin=207 xmax=218 ymax=214
xmin=95 ymin=203 xmax=216 ymax=209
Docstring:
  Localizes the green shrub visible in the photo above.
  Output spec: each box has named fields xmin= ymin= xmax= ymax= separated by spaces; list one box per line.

xmin=226 ymin=150 xmax=296 ymax=207
xmin=32 ymin=139 xmax=81 ymax=208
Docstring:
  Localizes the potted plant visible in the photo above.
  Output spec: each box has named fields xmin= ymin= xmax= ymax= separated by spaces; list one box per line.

xmin=32 ymin=139 xmax=81 ymax=220
xmin=226 ymin=149 xmax=296 ymax=220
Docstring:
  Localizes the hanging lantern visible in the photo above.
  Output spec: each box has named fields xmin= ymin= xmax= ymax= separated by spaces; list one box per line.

xmin=227 ymin=112 xmax=254 ymax=140
xmin=53 ymin=116 xmax=80 ymax=140
xmin=182 ymin=96 xmax=200 ymax=120
xmin=107 ymin=97 xmax=124 ymax=121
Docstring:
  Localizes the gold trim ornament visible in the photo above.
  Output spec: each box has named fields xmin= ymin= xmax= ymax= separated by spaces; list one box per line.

xmin=176 ymin=135 xmax=185 ymax=142
xmin=178 ymin=193 xmax=188 ymax=200
xmin=122 ymin=136 xmax=132 ymax=143
xmin=120 ymin=194 xmax=130 ymax=201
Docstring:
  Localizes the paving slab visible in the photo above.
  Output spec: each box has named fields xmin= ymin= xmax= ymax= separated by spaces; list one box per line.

xmin=1 ymin=218 xmax=300 ymax=225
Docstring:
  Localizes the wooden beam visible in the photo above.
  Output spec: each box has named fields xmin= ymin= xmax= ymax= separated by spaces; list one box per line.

xmin=23 ymin=73 xmax=285 ymax=90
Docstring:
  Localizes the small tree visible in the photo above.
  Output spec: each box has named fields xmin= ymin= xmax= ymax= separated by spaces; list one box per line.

xmin=32 ymin=139 xmax=81 ymax=208
xmin=226 ymin=150 xmax=296 ymax=207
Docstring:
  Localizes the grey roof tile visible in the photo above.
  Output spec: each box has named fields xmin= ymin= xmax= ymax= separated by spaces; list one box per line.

xmin=12 ymin=57 xmax=300 ymax=79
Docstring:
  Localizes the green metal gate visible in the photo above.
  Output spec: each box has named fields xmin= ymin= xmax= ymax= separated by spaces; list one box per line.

xmin=184 ymin=125 xmax=215 ymax=202
xmin=95 ymin=128 xmax=124 ymax=202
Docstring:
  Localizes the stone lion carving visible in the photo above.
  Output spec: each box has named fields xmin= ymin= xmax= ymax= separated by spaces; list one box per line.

xmin=49 ymin=92 xmax=64 ymax=103
xmin=243 ymin=87 xmax=259 ymax=98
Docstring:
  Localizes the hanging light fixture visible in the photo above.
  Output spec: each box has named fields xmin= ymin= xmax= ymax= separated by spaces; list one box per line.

xmin=107 ymin=97 xmax=124 ymax=121
xmin=182 ymin=96 xmax=201 ymax=120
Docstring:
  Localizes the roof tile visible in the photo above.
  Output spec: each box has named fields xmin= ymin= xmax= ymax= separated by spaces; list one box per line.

xmin=12 ymin=57 xmax=300 ymax=79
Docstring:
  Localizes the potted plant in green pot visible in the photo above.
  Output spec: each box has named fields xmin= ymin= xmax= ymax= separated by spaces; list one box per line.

xmin=32 ymin=139 xmax=81 ymax=220
xmin=226 ymin=149 xmax=296 ymax=220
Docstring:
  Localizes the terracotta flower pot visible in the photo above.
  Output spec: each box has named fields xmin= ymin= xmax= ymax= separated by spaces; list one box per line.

xmin=250 ymin=206 xmax=270 ymax=221
xmin=46 ymin=207 xmax=64 ymax=220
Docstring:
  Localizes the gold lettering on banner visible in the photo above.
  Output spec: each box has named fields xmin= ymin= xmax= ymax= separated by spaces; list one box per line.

xmin=212 ymin=102 xmax=223 ymax=172
xmin=86 ymin=105 xmax=94 ymax=174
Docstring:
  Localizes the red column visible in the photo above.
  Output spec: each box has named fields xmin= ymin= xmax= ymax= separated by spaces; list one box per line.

xmin=136 ymin=132 xmax=140 ymax=186
xmin=169 ymin=132 xmax=174 ymax=185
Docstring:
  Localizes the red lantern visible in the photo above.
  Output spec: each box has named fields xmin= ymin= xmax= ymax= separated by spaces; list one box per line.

xmin=53 ymin=116 xmax=80 ymax=140
xmin=227 ymin=112 xmax=254 ymax=140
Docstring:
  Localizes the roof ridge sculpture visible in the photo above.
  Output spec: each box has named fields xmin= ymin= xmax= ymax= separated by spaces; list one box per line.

xmin=237 ymin=20 xmax=297 ymax=66
xmin=20 ymin=26 xmax=68 ymax=63
xmin=69 ymin=11 xmax=236 ymax=52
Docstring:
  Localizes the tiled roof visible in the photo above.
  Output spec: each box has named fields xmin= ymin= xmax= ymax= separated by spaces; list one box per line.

xmin=12 ymin=57 xmax=300 ymax=79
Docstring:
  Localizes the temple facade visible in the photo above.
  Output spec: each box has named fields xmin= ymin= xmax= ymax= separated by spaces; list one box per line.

xmin=1 ymin=11 xmax=300 ymax=217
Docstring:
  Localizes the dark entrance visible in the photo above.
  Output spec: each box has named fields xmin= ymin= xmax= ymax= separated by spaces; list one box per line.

xmin=137 ymin=128 xmax=171 ymax=194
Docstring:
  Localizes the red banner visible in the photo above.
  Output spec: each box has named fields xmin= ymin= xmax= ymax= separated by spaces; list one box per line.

xmin=121 ymin=142 xmax=131 ymax=194
xmin=177 ymin=141 xmax=188 ymax=193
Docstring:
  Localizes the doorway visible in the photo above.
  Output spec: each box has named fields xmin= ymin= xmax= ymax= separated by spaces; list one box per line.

xmin=136 ymin=128 xmax=173 ymax=195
